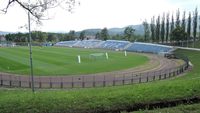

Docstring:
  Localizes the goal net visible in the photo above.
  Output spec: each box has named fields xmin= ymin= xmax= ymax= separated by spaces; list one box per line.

xmin=89 ymin=53 xmax=106 ymax=60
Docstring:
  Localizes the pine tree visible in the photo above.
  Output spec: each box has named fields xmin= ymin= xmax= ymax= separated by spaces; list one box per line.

xmin=166 ymin=13 xmax=170 ymax=43
xmin=193 ymin=7 xmax=198 ymax=47
xmin=161 ymin=13 xmax=165 ymax=43
xmin=150 ymin=16 xmax=155 ymax=42
xmin=155 ymin=15 xmax=160 ymax=43
xmin=187 ymin=12 xmax=191 ymax=47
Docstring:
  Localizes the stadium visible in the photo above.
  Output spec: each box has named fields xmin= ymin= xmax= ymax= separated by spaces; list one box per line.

xmin=1 ymin=38 xmax=200 ymax=113
xmin=0 ymin=40 xmax=189 ymax=89
xmin=1 ymin=0 xmax=200 ymax=112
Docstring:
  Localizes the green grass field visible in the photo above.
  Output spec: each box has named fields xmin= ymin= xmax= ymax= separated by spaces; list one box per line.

xmin=0 ymin=46 xmax=148 ymax=76
xmin=0 ymin=49 xmax=200 ymax=113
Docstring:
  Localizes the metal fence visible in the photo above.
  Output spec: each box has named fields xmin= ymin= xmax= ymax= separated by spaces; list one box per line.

xmin=0 ymin=61 xmax=189 ymax=89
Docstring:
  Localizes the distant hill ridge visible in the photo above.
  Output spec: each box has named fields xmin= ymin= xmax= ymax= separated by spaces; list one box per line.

xmin=0 ymin=31 xmax=12 ymax=35
xmin=76 ymin=24 xmax=144 ymax=36
xmin=0 ymin=24 xmax=144 ymax=36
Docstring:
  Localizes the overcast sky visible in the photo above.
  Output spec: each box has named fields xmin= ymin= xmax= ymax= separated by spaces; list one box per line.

xmin=0 ymin=0 xmax=200 ymax=32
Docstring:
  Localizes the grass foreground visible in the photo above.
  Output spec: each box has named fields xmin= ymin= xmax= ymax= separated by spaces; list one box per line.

xmin=0 ymin=49 xmax=200 ymax=113
xmin=133 ymin=103 xmax=200 ymax=113
xmin=0 ymin=46 xmax=148 ymax=76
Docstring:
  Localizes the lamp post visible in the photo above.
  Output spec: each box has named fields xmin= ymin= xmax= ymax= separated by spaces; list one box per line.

xmin=28 ymin=2 xmax=34 ymax=92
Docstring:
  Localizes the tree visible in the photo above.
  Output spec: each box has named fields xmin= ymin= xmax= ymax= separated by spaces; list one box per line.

xmin=199 ymin=16 xmax=200 ymax=41
xmin=187 ymin=12 xmax=192 ymax=47
xmin=95 ymin=32 xmax=101 ymax=39
xmin=181 ymin=11 xmax=186 ymax=32
xmin=111 ymin=34 xmax=123 ymax=40
xmin=5 ymin=34 xmax=12 ymax=41
xmin=176 ymin=9 xmax=180 ymax=27
xmin=166 ymin=13 xmax=170 ymax=43
xmin=79 ymin=31 xmax=86 ymax=40
xmin=155 ymin=15 xmax=160 ymax=42
xmin=160 ymin=13 xmax=165 ymax=43
xmin=68 ymin=30 xmax=76 ymax=40
xmin=171 ymin=26 xmax=187 ymax=45
xmin=143 ymin=20 xmax=150 ymax=42
xmin=0 ymin=0 xmax=77 ymax=23
xmin=60 ymin=34 xmax=69 ymax=41
xmin=100 ymin=28 xmax=109 ymax=40
xmin=124 ymin=27 xmax=135 ymax=41
xmin=181 ymin=11 xmax=186 ymax=46
xmin=150 ymin=16 xmax=155 ymax=42
xmin=170 ymin=14 xmax=175 ymax=42
xmin=193 ymin=7 xmax=198 ymax=47
xmin=41 ymin=32 xmax=48 ymax=42
xmin=47 ymin=33 xmax=58 ymax=42
xmin=5 ymin=32 xmax=27 ymax=42
xmin=32 ymin=31 xmax=48 ymax=42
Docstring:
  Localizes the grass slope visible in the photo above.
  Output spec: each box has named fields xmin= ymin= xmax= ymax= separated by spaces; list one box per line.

xmin=0 ymin=49 xmax=200 ymax=113
xmin=0 ymin=47 xmax=148 ymax=76
xmin=188 ymin=40 xmax=200 ymax=48
xmin=134 ymin=103 xmax=200 ymax=113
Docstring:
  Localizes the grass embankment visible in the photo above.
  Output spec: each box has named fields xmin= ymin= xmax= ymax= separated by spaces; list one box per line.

xmin=0 ymin=49 xmax=200 ymax=113
xmin=133 ymin=103 xmax=200 ymax=113
xmin=0 ymin=46 xmax=148 ymax=76
xmin=188 ymin=40 xmax=200 ymax=48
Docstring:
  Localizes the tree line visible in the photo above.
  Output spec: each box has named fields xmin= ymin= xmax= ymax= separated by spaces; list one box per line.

xmin=5 ymin=30 xmax=78 ymax=43
xmin=5 ymin=26 xmax=138 ymax=43
xmin=143 ymin=8 xmax=200 ymax=47
xmin=94 ymin=27 xmax=137 ymax=42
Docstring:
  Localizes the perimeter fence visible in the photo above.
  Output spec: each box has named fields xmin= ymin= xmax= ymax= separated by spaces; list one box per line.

xmin=0 ymin=54 xmax=190 ymax=89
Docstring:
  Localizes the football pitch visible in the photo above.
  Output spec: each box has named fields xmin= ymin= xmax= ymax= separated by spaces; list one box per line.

xmin=0 ymin=46 xmax=148 ymax=76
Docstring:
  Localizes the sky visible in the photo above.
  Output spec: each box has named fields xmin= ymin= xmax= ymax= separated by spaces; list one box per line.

xmin=0 ymin=0 xmax=200 ymax=32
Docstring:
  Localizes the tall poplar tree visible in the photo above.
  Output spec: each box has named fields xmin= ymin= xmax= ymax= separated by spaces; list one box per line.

xmin=193 ymin=7 xmax=198 ymax=47
xmin=181 ymin=11 xmax=186 ymax=32
xmin=143 ymin=20 xmax=150 ymax=42
xmin=176 ymin=9 xmax=180 ymax=27
xmin=166 ymin=13 xmax=170 ymax=43
xmin=170 ymin=14 xmax=175 ymax=42
xmin=150 ymin=16 xmax=155 ymax=42
xmin=187 ymin=12 xmax=192 ymax=47
xmin=161 ymin=13 xmax=165 ymax=43
xmin=181 ymin=11 xmax=186 ymax=45
xmin=155 ymin=15 xmax=160 ymax=42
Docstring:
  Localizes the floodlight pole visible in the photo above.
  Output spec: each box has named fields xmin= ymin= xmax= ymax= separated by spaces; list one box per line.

xmin=28 ymin=2 xmax=34 ymax=92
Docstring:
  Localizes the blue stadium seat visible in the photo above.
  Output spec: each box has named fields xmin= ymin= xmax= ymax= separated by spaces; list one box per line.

xmin=126 ymin=42 xmax=173 ymax=53
xmin=55 ymin=40 xmax=173 ymax=54
xmin=98 ymin=40 xmax=130 ymax=50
